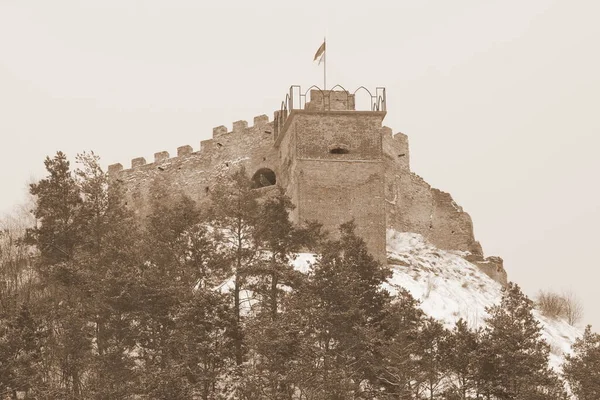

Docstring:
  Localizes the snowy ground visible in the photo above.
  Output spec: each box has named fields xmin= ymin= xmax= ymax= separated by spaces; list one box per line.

xmin=384 ymin=230 xmax=582 ymax=370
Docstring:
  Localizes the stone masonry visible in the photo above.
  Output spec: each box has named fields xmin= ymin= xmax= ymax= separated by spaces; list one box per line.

xmin=108 ymin=87 xmax=507 ymax=285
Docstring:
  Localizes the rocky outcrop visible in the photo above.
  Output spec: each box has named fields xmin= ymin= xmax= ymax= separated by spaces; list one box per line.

xmin=471 ymin=256 xmax=508 ymax=286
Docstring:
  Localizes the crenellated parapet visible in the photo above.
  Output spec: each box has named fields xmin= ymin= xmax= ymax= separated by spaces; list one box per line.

xmin=106 ymin=113 xmax=279 ymax=222
xmin=108 ymin=114 xmax=273 ymax=175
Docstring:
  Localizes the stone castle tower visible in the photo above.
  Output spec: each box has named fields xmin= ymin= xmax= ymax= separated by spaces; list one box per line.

xmin=108 ymin=85 xmax=506 ymax=284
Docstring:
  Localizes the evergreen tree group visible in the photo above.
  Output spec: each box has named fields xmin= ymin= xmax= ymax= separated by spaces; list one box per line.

xmin=0 ymin=151 xmax=596 ymax=399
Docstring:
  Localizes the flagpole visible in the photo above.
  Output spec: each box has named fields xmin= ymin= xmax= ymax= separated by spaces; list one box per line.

xmin=323 ymin=36 xmax=326 ymax=90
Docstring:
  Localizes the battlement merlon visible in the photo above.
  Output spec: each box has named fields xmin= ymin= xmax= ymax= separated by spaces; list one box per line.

xmin=154 ymin=151 xmax=169 ymax=163
xmin=177 ymin=145 xmax=193 ymax=157
xmin=212 ymin=114 xmax=271 ymax=138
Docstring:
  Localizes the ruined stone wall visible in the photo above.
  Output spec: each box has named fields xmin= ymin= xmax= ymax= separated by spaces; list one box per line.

xmin=108 ymin=115 xmax=277 ymax=219
xmin=382 ymin=126 xmax=506 ymax=284
xmin=276 ymin=111 xmax=387 ymax=262
xmin=382 ymin=127 xmax=481 ymax=255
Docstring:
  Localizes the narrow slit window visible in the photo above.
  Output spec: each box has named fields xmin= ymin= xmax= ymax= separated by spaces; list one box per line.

xmin=330 ymin=147 xmax=349 ymax=154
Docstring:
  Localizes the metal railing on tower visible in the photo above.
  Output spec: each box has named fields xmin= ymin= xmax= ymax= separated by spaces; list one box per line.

xmin=274 ymin=85 xmax=386 ymax=139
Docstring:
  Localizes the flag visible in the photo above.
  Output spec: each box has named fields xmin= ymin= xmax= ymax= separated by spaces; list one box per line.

xmin=314 ymin=41 xmax=326 ymax=65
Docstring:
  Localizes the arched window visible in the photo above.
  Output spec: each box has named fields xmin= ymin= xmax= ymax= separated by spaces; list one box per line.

xmin=252 ymin=168 xmax=276 ymax=188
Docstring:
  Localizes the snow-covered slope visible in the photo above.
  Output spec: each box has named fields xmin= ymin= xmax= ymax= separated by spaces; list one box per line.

xmin=213 ymin=230 xmax=581 ymax=370
xmin=384 ymin=230 xmax=582 ymax=370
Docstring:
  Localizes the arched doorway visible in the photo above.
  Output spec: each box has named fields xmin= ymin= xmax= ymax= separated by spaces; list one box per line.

xmin=252 ymin=168 xmax=276 ymax=188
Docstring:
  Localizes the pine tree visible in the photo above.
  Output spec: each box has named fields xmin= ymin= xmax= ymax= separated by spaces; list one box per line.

xmin=289 ymin=221 xmax=393 ymax=399
xmin=563 ymin=325 xmax=600 ymax=400
xmin=136 ymin=187 xmax=203 ymax=393
xmin=417 ymin=317 xmax=449 ymax=399
xmin=209 ymin=167 xmax=260 ymax=367
xmin=376 ymin=288 xmax=427 ymax=399
xmin=28 ymin=151 xmax=82 ymax=265
xmin=443 ymin=319 xmax=480 ymax=399
xmin=252 ymin=187 xmax=305 ymax=319
xmin=476 ymin=282 xmax=566 ymax=399
xmin=237 ymin=188 xmax=315 ymax=399
xmin=133 ymin=179 xmax=239 ymax=398
xmin=74 ymin=153 xmax=142 ymax=399
xmin=28 ymin=151 xmax=94 ymax=397
xmin=26 ymin=151 xmax=144 ymax=398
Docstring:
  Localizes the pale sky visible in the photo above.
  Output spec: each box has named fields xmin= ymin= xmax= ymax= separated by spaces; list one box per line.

xmin=1 ymin=1 xmax=599 ymax=329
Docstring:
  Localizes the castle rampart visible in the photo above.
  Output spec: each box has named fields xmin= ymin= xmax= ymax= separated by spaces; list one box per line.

xmin=109 ymin=86 xmax=506 ymax=284
xmin=109 ymin=114 xmax=278 ymax=218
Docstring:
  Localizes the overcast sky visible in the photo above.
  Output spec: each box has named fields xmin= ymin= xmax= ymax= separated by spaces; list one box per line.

xmin=1 ymin=0 xmax=599 ymax=329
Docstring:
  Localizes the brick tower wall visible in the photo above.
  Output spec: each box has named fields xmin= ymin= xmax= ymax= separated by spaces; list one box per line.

xmin=274 ymin=90 xmax=388 ymax=262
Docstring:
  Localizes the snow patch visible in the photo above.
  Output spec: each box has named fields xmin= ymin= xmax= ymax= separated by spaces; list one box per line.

xmin=291 ymin=253 xmax=317 ymax=273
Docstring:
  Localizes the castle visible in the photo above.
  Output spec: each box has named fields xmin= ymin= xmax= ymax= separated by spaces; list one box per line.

xmin=108 ymin=86 xmax=507 ymax=285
